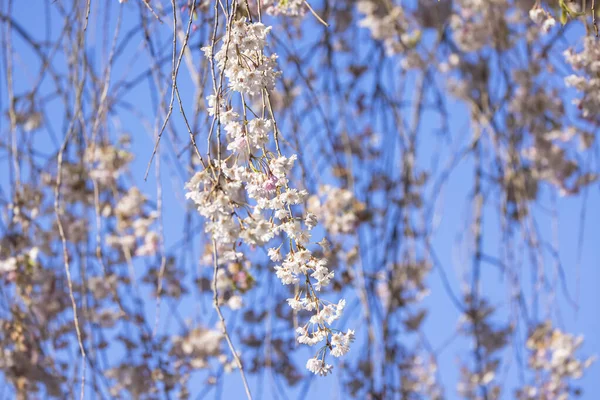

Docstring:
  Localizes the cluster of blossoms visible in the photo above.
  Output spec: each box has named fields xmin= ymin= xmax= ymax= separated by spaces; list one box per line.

xmin=376 ymin=260 xmax=432 ymax=311
xmin=564 ymin=36 xmax=600 ymax=124
xmin=506 ymin=68 xmax=594 ymax=196
xmin=450 ymin=0 xmax=513 ymax=52
xmin=457 ymin=297 xmax=513 ymax=399
xmin=440 ymin=2 xmax=598 ymax=201
xmin=214 ymin=260 xmax=255 ymax=310
xmin=86 ymin=144 xmax=133 ymax=186
xmin=356 ymin=0 xmax=421 ymax=56
xmin=528 ymin=4 xmax=557 ymax=32
xmin=0 ymin=247 xmax=38 ymax=280
xmin=11 ymin=94 xmax=42 ymax=133
xmin=263 ymin=0 xmax=306 ymax=17
xmin=308 ymin=185 xmax=363 ymax=236
xmin=0 ymin=345 xmax=62 ymax=398
xmin=515 ymin=322 xmax=595 ymax=399
xmin=171 ymin=327 xmax=227 ymax=370
xmin=400 ymin=355 xmax=443 ymax=400
xmin=6 ymin=184 xmax=43 ymax=231
xmin=521 ymin=126 xmax=596 ymax=196
xmin=508 ymin=68 xmax=564 ymax=137
xmin=307 ymin=185 xmax=365 ymax=276
xmin=187 ymin=17 xmax=352 ymax=376
xmin=106 ymin=187 xmax=160 ymax=257
xmin=203 ymin=19 xmax=280 ymax=95
xmin=105 ymin=363 xmax=155 ymax=398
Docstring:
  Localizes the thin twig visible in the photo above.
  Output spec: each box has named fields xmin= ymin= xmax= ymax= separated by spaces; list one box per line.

xmin=304 ymin=1 xmax=328 ymax=27
xmin=211 ymin=239 xmax=253 ymax=400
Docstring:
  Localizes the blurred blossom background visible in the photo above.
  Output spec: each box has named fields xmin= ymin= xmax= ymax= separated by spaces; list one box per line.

xmin=0 ymin=0 xmax=598 ymax=399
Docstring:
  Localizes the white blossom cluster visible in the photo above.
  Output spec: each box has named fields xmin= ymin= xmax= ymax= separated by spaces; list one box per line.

xmin=506 ymin=68 xmax=597 ymax=196
xmin=85 ymin=144 xmax=133 ymax=186
xmin=171 ymin=327 xmax=225 ymax=369
xmin=187 ymin=18 xmax=352 ymax=376
xmin=515 ymin=322 xmax=595 ymax=399
xmin=106 ymin=187 xmax=160 ymax=257
xmin=450 ymin=0 xmax=512 ymax=52
xmin=508 ymin=69 xmax=564 ymax=136
xmin=564 ymin=36 xmax=600 ymax=123
xmin=528 ymin=5 xmax=556 ymax=33
xmin=203 ymin=19 xmax=280 ymax=95
xmin=356 ymin=0 xmax=420 ymax=56
xmin=308 ymin=185 xmax=361 ymax=236
xmin=263 ymin=0 xmax=306 ymax=17
xmin=520 ymin=127 xmax=591 ymax=196
xmin=212 ymin=260 xmax=254 ymax=310
xmin=401 ymin=355 xmax=443 ymax=400
xmin=105 ymin=364 xmax=154 ymax=398
xmin=0 ymin=247 xmax=38 ymax=279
